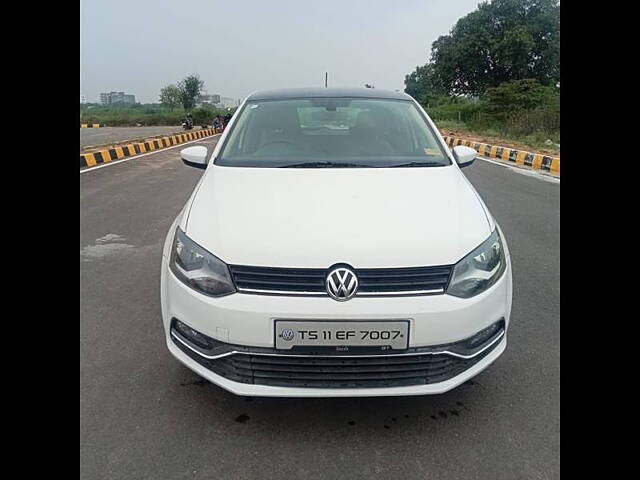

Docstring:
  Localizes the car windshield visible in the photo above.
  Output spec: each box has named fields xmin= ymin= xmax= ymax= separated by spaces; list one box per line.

xmin=215 ymin=97 xmax=451 ymax=168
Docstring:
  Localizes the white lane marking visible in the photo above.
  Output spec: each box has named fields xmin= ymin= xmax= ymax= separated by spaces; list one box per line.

xmin=477 ymin=156 xmax=560 ymax=184
xmin=80 ymin=134 xmax=221 ymax=174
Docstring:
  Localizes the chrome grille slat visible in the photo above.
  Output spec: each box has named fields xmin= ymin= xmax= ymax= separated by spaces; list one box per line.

xmin=229 ymin=264 xmax=453 ymax=297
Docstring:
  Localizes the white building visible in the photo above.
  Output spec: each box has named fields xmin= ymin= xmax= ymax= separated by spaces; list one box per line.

xmin=80 ymin=94 xmax=87 ymax=104
xmin=100 ymin=91 xmax=136 ymax=105
xmin=196 ymin=93 xmax=221 ymax=106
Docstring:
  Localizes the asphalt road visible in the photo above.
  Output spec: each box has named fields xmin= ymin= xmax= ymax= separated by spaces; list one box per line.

xmin=80 ymin=137 xmax=560 ymax=480
xmin=80 ymin=126 xmax=188 ymax=148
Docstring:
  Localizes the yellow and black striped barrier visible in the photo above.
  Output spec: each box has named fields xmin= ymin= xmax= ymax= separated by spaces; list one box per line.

xmin=80 ymin=127 xmax=223 ymax=169
xmin=442 ymin=135 xmax=560 ymax=176
xmin=80 ymin=124 xmax=105 ymax=128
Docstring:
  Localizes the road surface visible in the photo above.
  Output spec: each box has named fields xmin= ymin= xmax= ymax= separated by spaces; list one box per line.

xmin=80 ymin=136 xmax=560 ymax=480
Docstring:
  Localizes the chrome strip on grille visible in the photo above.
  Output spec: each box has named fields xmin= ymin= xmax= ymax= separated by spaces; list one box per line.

xmin=170 ymin=328 xmax=505 ymax=361
xmin=355 ymin=288 xmax=444 ymax=296
xmin=229 ymin=264 xmax=453 ymax=298
xmin=237 ymin=288 xmax=327 ymax=296
xmin=237 ymin=288 xmax=445 ymax=297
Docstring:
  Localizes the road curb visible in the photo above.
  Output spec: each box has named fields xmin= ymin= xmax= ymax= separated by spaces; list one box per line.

xmin=80 ymin=128 xmax=222 ymax=169
xmin=81 ymin=124 xmax=105 ymax=128
xmin=442 ymin=135 xmax=560 ymax=176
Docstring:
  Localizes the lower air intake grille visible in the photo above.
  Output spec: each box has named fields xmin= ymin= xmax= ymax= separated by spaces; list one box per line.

xmin=171 ymin=318 xmax=506 ymax=389
xmin=175 ymin=342 xmax=497 ymax=388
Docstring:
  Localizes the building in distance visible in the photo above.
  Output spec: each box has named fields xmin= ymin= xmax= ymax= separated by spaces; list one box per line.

xmin=217 ymin=97 xmax=240 ymax=108
xmin=196 ymin=93 xmax=221 ymax=106
xmin=100 ymin=91 xmax=136 ymax=105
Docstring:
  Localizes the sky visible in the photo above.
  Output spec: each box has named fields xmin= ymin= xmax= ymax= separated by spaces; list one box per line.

xmin=80 ymin=0 xmax=481 ymax=104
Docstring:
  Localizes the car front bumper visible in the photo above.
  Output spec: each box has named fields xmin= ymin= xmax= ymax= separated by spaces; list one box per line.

xmin=161 ymin=254 xmax=512 ymax=397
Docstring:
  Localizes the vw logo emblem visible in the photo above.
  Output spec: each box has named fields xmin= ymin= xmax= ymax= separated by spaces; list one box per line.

xmin=326 ymin=267 xmax=359 ymax=301
xmin=281 ymin=328 xmax=295 ymax=341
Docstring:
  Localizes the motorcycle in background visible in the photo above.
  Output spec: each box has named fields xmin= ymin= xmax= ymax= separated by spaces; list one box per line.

xmin=181 ymin=115 xmax=194 ymax=130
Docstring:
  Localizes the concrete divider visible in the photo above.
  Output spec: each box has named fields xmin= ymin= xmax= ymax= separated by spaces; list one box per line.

xmin=80 ymin=124 xmax=105 ymax=128
xmin=80 ymin=127 xmax=222 ymax=169
xmin=442 ymin=135 xmax=560 ymax=176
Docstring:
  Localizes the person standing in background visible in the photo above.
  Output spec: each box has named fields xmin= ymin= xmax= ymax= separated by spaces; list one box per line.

xmin=223 ymin=113 xmax=232 ymax=129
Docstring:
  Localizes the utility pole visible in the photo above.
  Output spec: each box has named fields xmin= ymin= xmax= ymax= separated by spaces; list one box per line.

xmin=325 ymin=72 xmax=328 ymax=88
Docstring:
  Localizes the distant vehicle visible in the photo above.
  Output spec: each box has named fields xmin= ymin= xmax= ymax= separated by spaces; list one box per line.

xmin=162 ymin=88 xmax=512 ymax=397
xmin=181 ymin=115 xmax=194 ymax=130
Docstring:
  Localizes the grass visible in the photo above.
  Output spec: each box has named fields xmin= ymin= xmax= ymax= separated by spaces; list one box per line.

xmin=435 ymin=120 xmax=560 ymax=156
xmin=79 ymin=104 xmax=233 ymax=127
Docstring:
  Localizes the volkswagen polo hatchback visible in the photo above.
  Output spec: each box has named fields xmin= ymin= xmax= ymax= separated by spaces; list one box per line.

xmin=161 ymin=88 xmax=512 ymax=397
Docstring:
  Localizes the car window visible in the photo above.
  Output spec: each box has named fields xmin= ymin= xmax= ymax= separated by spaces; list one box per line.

xmin=216 ymin=97 xmax=450 ymax=168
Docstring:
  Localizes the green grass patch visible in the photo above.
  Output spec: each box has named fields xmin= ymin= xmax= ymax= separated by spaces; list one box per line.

xmin=80 ymin=104 xmax=234 ymax=127
xmin=435 ymin=120 xmax=560 ymax=155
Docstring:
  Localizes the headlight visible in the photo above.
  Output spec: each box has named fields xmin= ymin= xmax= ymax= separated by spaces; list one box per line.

xmin=447 ymin=229 xmax=506 ymax=298
xmin=169 ymin=228 xmax=236 ymax=297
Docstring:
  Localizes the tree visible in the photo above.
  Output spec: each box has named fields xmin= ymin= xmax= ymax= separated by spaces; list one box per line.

xmin=178 ymin=74 xmax=205 ymax=110
xmin=159 ymin=84 xmax=181 ymax=111
xmin=484 ymin=79 xmax=557 ymax=112
xmin=407 ymin=0 xmax=559 ymax=97
xmin=403 ymin=63 xmax=445 ymax=104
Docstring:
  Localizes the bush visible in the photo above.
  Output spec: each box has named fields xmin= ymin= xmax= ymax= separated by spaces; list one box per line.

xmin=425 ymin=96 xmax=483 ymax=122
xmin=482 ymin=79 xmax=559 ymax=119
xmin=418 ymin=79 xmax=560 ymax=148
xmin=191 ymin=106 xmax=220 ymax=126
xmin=505 ymin=107 xmax=560 ymax=136
xmin=79 ymin=104 xmax=230 ymax=126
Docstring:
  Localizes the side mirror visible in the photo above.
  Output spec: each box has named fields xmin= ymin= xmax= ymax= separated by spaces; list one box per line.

xmin=452 ymin=145 xmax=477 ymax=168
xmin=180 ymin=146 xmax=208 ymax=169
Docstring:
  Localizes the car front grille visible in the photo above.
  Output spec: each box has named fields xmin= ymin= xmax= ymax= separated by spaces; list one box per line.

xmin=229 ymin=264 xmax=453 ymax=297
xmin=170 ymin=319 xmax=505 ymax=389
xmin=192 ymin=351 xmax=491 ymax=388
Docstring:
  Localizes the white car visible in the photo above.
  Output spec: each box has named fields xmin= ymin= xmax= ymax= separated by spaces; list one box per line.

xmin=161 ymin=88 xmax=512 ymax=397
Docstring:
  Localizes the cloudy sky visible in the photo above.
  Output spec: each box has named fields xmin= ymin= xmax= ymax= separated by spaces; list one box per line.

xmin=80 ymin=0 xmax=480 ymax=104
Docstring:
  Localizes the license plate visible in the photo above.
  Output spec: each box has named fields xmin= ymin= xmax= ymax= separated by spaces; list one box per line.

xmin=274 ymin=320 xmax=410 ymax=351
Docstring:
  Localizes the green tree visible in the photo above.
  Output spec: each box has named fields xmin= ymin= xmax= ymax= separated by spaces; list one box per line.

xmin=407 ymin=0 xmax=559 ymax=97
xmin=403 ymin=63 xmax=445 ymax=104
xmin=483 ymin=78 xmax=557 ymax=114
xmin=159 ymin=84 xmax=181 ymax=111
xmin=482 ymin=78 xmax=559 ymax=132
xmin=178 ymin=74 xmax=205 ymax=110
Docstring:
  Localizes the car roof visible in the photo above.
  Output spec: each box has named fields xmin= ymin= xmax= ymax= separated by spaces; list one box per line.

xmin=246 ymin=87 xmax=414 ymax=102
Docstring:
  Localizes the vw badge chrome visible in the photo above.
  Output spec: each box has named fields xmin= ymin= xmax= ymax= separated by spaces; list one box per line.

xmin=326 ymin=267 xmax=358 ymax=301
xmin=281 ymin=328 xmax=295 ymax=341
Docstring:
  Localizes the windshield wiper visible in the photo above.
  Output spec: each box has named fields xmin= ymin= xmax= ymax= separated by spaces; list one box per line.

xmin=386 ymin=161 xmax=446 ymax=168
xmin=280 ymin=161 xmax=371 ymax=168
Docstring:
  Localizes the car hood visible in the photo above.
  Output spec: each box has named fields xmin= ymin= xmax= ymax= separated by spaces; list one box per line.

xmin=185 ymin=165 xmax=492 ymax=268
